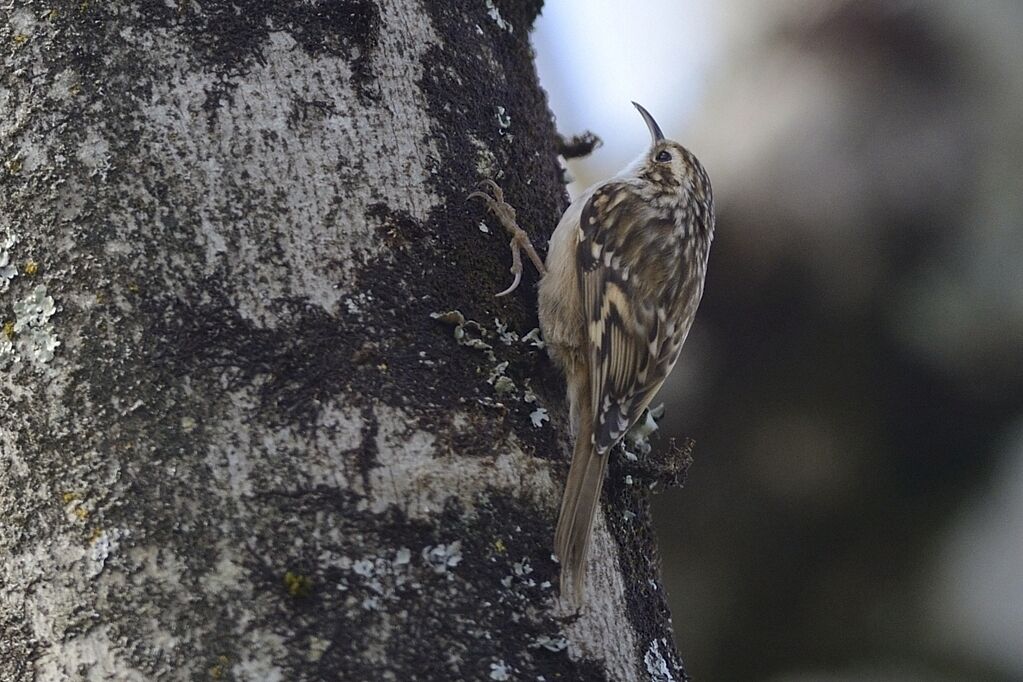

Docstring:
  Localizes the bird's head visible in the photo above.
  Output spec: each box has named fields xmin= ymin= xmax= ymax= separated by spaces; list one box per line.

xmin=627 ymin=102 xmax=712 ymax=215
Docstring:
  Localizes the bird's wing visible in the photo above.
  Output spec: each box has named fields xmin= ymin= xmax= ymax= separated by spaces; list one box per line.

xmin=577 ymin=183 xmax=682 ymax=456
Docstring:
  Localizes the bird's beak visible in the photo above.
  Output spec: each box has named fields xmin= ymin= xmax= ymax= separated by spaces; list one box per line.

xmin=632 ymin=102 xmax=664 ymax=144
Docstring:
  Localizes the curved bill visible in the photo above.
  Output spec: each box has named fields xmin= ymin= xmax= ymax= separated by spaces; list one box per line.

xmin=631 ymin=101 xmax=664 ymax=143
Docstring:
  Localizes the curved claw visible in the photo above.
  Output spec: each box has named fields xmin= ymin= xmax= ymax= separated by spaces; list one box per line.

xmin=468 ymin=179 xmax=543 ymax=298
xmin=494 ymin=269 xmax=522 ymax=298
xmin=477 ymin=178 xmax=503 ymax=200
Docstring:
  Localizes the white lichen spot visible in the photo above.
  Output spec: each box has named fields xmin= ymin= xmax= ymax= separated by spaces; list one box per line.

xmin=644 ymin=639 xmax=676 ymax=682
xmin=353 ymin=558 xmax=375 ymax=577
xmin=13 ymin=285 xmax=56 ymax=331
xmin=521 ymin=328 xmax=545 ymax=349
xmin=233 ymin=654 xmax=285 ymax=682
xmin=15 ymin=140 xmax=47 ymax=175
xmin=529 ymin=407 xmax=549 ymax=428
xmin=180 ymin=416 xmax=197 ymax=432
xmin=0 ymin=230 xmax=17 ymax=292
xmin=492 ymin=375 xmax=515 ymax=396
xmin=487 ymin=361 xmax=518 ymax=396
xmin=485 ymin=0 xmax=514 ymax=33
xmin=496 ymin=105 xmax=512 ymax=129
xmin=22 ymin=327 xmax=59 ymax=363
xmin=462 ymin=336 xmax=495 ymax=353
xmin=200 ymin=551 xmax=245 ymax=595
xmin=337 ymin=547 xmax=420 ymax=606
xmin=0 ymin=336 xmax=14 ymax=368
xmin=49 ymin=68 xmax=80 ymax=102
xmin=8 ymin=8 xmax=37 ymax=37
xmin=470 ymin=135 xmax=498 ymax=176
xmin=488 ymin=360 xmax=509 ymax=380
xmin=490 ymin=660 xmax=511 ymax=680
xmin=495 ymin=318 xmax=518 ymax=345
xmin=422 ymin=542 xmax=463 ymax=574
xmin=512 ymin=558 xmax=532 ymax=576
xmin=88 ymin=528 xmax=130 ymax=578
xmin=76 ymin=128 xmax=113 ymax=179
xmin=306 ymin=636 xmax=330 ymax=663
xmin=6 ymin=284 xmax=60 ymax=366
xmin=432 ymin=310 xmax=495 ymax=355
xmin=478 ymin=221 xmax=490 ymax=234
xmin=344 ymin=292 xmax=373 ymax=315
xmin=530 ymin=634 xmax=568 ymax=652
xmin=430 ymin=309 xmax=463 ymax=325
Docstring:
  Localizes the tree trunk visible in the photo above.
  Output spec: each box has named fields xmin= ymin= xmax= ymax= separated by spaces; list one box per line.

xmin=0 ymin=1 xmax=686 ymax=679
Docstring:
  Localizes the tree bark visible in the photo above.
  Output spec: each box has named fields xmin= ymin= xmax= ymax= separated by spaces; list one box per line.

xmin=0 ymin=1 xmax=686 ymax=679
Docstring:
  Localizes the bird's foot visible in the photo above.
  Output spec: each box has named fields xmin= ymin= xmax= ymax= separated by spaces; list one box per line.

xmin=469 ymin=179 xmax=547 ymax=297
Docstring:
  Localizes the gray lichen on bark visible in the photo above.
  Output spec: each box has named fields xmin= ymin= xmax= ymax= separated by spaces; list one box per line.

xmin=1 ymin=1 xmax=687 ymax=680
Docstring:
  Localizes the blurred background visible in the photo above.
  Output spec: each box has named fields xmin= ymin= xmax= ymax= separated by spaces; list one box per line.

xmin=533 ymin=1 xmax=1023 ymax=680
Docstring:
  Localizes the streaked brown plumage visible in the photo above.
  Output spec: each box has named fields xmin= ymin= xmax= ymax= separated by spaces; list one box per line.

xmin=472 ymin=103 xmax=714 ymax=606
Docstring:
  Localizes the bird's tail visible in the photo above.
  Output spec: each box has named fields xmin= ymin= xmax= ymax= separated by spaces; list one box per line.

xmin=554 ymin=416 xmax=608 ymax=607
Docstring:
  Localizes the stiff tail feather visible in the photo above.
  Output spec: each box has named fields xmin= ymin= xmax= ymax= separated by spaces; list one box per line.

xmin=554 ymin=425 xmax=608 ymax=606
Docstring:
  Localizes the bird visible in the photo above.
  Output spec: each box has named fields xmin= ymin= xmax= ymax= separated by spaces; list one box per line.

xmin=470 ymin=102 xmax=714 ymax=605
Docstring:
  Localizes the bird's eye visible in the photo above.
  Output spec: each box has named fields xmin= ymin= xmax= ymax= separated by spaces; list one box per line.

xmin=655 ymin=150 xmax=672 ymax=163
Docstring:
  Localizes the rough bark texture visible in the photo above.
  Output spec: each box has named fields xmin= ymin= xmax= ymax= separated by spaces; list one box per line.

xmin=0 ymin=1 xmax=686 ymax=680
